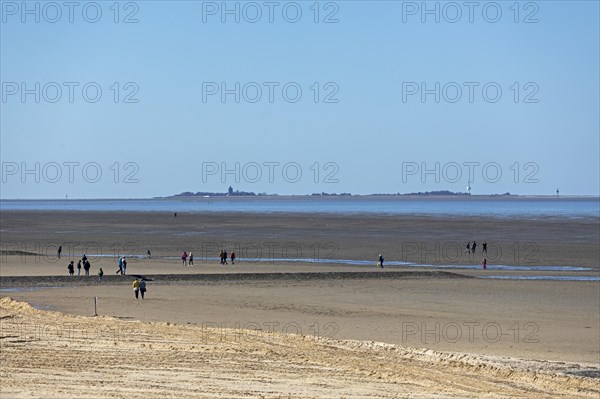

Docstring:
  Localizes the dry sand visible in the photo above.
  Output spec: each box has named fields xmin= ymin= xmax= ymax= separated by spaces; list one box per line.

xmin=1 ymin=210 xmax=599 ymax=397
xmin=2 ymin=271 xmax=599 ymax=364
xmin=1 ymin=297 xmax=599 ymax=399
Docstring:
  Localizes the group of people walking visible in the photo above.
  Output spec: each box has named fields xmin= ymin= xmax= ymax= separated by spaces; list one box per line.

xmin=181 ymin=251 xmax=194 ymax=266
xmin=464 ymin=241 xmax=487 ymax=255
xmin=62 ymin=244 xmax=243 ymax=300
xmin=464 ymin=241 xmax=489 ymax=269
xmin=181 ymin=250 xmax=237 ymax=266
xmin=375 ymin=240 xmax=491 ymax=270
xmin=220 ymin=250 xmax=235 ymax=265
xmin=115 ymin=256 xmax=128 ymax=275
xmin=67 ymin=255 xmax=91 ymax=276
xmin=65 ymin=254 xmax=130 ymax=281
xmin=465 ymin=241 xmax=487 ymax=270
xmin=65 ymin=246 xmax=240 ymax=276
xmin=132 ymin=278 xmax=147 ymax=299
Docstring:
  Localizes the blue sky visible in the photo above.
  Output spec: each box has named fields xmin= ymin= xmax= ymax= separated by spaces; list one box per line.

xmin=1 ymin=0 xmax=599 ymax=198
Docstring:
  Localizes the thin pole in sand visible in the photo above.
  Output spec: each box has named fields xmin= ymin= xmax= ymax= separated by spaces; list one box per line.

xmin=93 ymin=296 xmax=98 ymax=317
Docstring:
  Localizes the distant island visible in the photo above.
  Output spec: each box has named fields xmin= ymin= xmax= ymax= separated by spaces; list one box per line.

xmin=173 ymin=186 xmax=259 ymax=197
xmin=167 ymin=187 xmax=497 ymax=198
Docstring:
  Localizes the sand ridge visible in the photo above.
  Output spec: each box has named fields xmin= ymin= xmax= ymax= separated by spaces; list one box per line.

xmin=1 ymin=297 xmax=598 ymax=399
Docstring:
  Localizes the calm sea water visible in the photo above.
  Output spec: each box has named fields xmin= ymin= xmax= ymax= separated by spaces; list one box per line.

xmin=1 ymin=197 xmax=598 ymax=218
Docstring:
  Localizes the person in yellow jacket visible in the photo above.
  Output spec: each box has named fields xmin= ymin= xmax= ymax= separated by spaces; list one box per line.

xmin=132 ymin=278 xmax=140 ymax=299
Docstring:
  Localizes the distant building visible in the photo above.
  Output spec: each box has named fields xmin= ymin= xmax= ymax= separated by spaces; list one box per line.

xmin=228 ymin=186 xmax=234 ymax=196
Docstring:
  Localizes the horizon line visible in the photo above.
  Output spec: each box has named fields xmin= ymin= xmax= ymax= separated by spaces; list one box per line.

xmin=2 ymin=194 xmax=600 ymax=201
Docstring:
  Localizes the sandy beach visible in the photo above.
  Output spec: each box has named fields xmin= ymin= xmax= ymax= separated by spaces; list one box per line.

xmin=1 ymin=210 xmax=599 ymax=397
xmin=1 ymin=297 xmax=599 ymax=399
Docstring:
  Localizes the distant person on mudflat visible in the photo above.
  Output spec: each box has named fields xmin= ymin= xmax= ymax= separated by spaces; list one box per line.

xmin=77 ymin=260 xmax=82 ymax=276
xmin=378 ymin=254 xmax=384 ymax=268
xmin=181 ymin=251 xmax=188 ymax=266
xmin=471 ymin=241 xmax=477 ymax=254
xmin=482 ymin=242 xmax=487 ymax=254
xmin=231 ymin=251 xmax=236 ymax=265
xmin=68 ymin=261 xmax=74 ymax=276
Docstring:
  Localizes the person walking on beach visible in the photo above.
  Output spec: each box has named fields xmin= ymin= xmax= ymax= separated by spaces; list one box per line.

xmin=122 ymin=257 xmax=127 ymax=275
xmin=482 ymin=258 xmax=487 ymax=270
xmin=139 ymin=279 xmax=147 ymax=299
xmin=98 ymin=268 xmax=104 ymax=283
xmin=223 ymin=250 xmax=228 ymax=265
xmin=219 ymin=250 xmax=224 ymax=265
xmin=181 ymin=251 xmax=188 ymax=267
xmin=188 ymin=252 xmax=194 ymax=266
xmin=378 ymin=254 xmax=384 ymax=268
xmin=132 ymin=278 xmax=140 ymax=299
xmin=464 ymin=242 xmax=471 ymax=253
xmin=147 ymin=250 xmax=151 ymax=258
xmin=68 ymin=261 xmax=74 ymax=276
xmin=482 ymin=242 xmax=487 ymax=254
xmin=471 ymin=241 xmax=477 ymax=254
xmin=231 ymin=251 xmax=236 ymax=265
xmin=84 ymin=259 xmax=91 ymax=276
xmin=116 ymin=257 xmax=123 ymax=275
xmin=77 ymin=260 xmax=82 ymax=276
xmin=58 ymin=245 xmax=62 ymax=259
